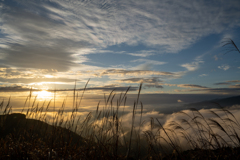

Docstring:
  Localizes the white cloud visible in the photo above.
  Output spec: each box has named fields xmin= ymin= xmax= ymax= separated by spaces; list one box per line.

xmin=1 ymin=0 xmax=240 ymax=62
xmin=218 ymin=64 xmax=230 ymax=71
xmin=131 ymin=59 xmax=167 ymax=65
xmin=199 ymin=74 xmax=207 ymax=77
xmin=131 ymin=59 xmax=167 ymax=70
xmin=181 ymin=60 xmax=204 ymax=71
xmin=127 ymin=50 xmax=156 ymax=57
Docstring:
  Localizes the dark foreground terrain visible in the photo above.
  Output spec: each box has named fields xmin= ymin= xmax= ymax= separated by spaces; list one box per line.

xmin=0 ymin=113 xmax=89 ymax=159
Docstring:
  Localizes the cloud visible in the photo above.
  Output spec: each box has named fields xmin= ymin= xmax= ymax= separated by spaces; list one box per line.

xmin=131 ymin=59 xmax=167 ymax=65
xmin=173 ymin=83 xmax=240 ymax=94
xmin=199 ymin=74 xmax=207 ymax=77
xmin=214 ymin=80 xmax=240 ymax=85
xmin=57 ymin=0 xmax=240 ymax=53
xmin=119 ymin=77 xmax=162 ymax=84
xmin=0 ymin=67 xmax=76 ymax=84
xmin=181 ymin=60 xmax=204 ymax=71
xmin=1 ymin=42 xmax=85 ymax=71
xmin=131 ymin=63 xmax=153 ymax=70
xmin=163 ymin=83 xmax=177 ymax=87
xmin=0 ymin=85 xmax=40 ymax=92
xmin=0 ymin=0 xmax=240 ymax=95
xmin=98 ymin=69 xmax=175 ymax=78
xmin=160 ymin=106 xmax=240 ymax=150
xmin=0 ymin=77 xmax=75 ymax=84
xmin=177 ymin=84 xmax=208 ymax=89
xmin=229 ymin=84 xmax=240 ymax=88
xmin=227 ymin=80 xmax=240 ymax=83
xmin=214 ymin=82 xmax=231 ymax=85
xmin=127 ymin=50 xmax=156 ymax=57
xmin=84 ymin=49 xmax=156 ymax=58
xmin=175 ymin=86 xmax=240 ymax=95
xmin=118 ymin=77 xmax=163 ymax=89
xmin=0 ymin=84 xmax=138 ymax=92
xmin=218 ymin=64 xmax=230 ymax=71
xmin=1 ymin=0 xmax=240 ymax=72
xmin=92 ymin=104 xmax=240 ymax=152
xmin=95 ymin=101 xmax=240 ymax=151
xmin=144 ymin=84 xmax=163 ymax=89
xmin=49 ymin=85 xmax=138 ymax=92
xmin=190 ymin=88 xmax=240 ymax=94
xmin=130 ymin=59 xmax=167 ymax=70
xmin=120 ymin=110 xmax=167 ymax=130
xmin=0 ymin=3 xmax=90 ymax=71
xmin=96 ymin=69 xmax=186 ymax=81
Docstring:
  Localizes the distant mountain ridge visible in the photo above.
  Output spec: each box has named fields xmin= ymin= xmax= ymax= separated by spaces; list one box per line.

xmin=185 ymin=95 xmax=240 ymax=110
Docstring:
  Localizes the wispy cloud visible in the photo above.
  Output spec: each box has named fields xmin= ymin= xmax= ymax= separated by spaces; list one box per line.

xmin=176 ymin=87 xmax=240 ymax=95
xmin=118 ymin=77 xmax=163 ymax=89
xmin=0 ymin=67 xmax=76 ymax=84
xmin=218 ymin=64 xmax=230 ymax=71
xmin=214 ymin=82 xmax=231 ymax=85
xmin=0 ymin=85 xmax=39 ymax=92
xmin=119 ymin=77 xmax=162 ymax=83
xmin=131 ymin=59 xmax=167 ymax=70
xmin=96 ymin=69 xmax=178 ymax=79
xmin=0 ymin=84 xmax=138 ymax=92
xmin=127 ymin=50 xmax=156 ymax=57
xmin=144 ymin=84 xmax=163 ymax=89
xmin=131 ymin=59 xmax=167 ymax=65
xmin=177 ymin=84 xmax=208 ymax=89
xmin=227 ymin=80 xmax=240 ymax=83
xmin=181 ymin=60 xmax=204 ymax=71
xmin=199 ymin=74 xmax=207 ymax=77
xmin=229 ymin=84 xmax=240 ymax=88
xmin=52 ymin=85 xmax=138 ymax=92
xmin=214 ymin=80 xmax=240 ymax=85
xmin=1 ymin=0 xmax=240 ymax=71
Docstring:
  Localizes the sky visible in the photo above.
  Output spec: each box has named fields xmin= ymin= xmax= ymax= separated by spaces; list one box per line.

xmin=0 ymin=0 xmax=240 ymax=113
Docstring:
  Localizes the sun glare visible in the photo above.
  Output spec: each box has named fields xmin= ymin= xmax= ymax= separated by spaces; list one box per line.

xmin=33 ymin=90 xmax=53 ymax=100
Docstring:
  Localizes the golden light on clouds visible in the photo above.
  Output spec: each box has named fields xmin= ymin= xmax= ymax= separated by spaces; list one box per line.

xmin=44 ymin=75 xmax=55 ymax=78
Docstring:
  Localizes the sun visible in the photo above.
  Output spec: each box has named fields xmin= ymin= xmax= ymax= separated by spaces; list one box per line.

xmin=34 ymin=90 xmax=53 ymax=100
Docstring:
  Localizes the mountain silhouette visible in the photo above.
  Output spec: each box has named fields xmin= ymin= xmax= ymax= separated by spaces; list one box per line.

xmin=185 ymin=95 xmax=240 ymax=110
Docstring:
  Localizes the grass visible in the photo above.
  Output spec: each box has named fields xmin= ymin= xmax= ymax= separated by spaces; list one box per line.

xmin=1 ymin=83 xmax=240 ymax=159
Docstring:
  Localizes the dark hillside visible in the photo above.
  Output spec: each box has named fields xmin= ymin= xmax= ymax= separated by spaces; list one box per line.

xmin=0 ymin=113 xmax=85 ymax=145
xmin=0 ymin=113 xmax=89 ymax=159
